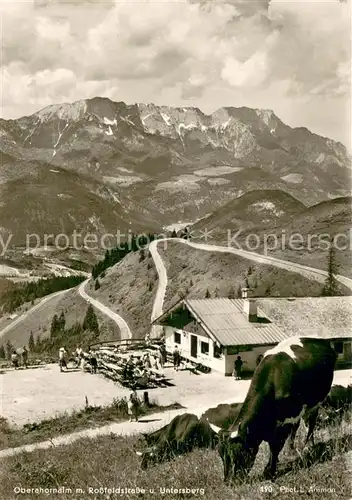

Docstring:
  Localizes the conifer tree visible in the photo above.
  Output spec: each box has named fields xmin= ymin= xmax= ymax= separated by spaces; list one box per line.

xmin=36 ymin=335 xmax=42 ymax=351
xmin=58 ymin=311 xmax=66 ymax=331
xmin=50 ymin=314 xmax=59 ymax=337
xmin=5 ymin=340 xmax=14 ymax=360
xmin=322 ymin=238 xmax=339 ymax=296
xmin=139 ymin=250 xmax=146 ymax=262
xmin=205 ymin=288 xmax=211 ymax=298
xmin=83 ymin=304 xmax=99 ymax=335
xmin=28 ymin=331 xmax=35 ymax=352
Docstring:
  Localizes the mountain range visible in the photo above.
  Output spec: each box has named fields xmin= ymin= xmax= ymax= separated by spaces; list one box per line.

xmin=0 ymin=97 xmax=351 ymax=245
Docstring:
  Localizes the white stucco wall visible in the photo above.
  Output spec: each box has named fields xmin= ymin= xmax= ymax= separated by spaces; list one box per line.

xmin=224 ymin=345 xmax=276 ymax=375
xmin=165 ymin=326 xmax=225 ymax=373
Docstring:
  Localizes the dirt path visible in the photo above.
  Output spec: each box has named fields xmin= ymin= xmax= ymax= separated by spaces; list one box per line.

xmin=78 ymin=279 xmax=132 ymax=339
xmin=149 ymin=237 xmax=352 ymax=333
xmin=0 ymin=368 xmax=350 ymax=459
xmin=0 ymin=289 xmax=71 ymax=341
xmin=2 ymin=237 xmax=351 ymax=345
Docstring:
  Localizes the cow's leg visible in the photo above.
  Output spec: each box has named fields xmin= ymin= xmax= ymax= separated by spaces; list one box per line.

xmin=304 ymin=406 xmax=319 ymax=447
xmin=264 ymin=427 xmax=292 ymax=479
xmin=288 ymin=421 xmax=300 ymax=449
xmin=222 ymin=455 xmax=231 ymax=483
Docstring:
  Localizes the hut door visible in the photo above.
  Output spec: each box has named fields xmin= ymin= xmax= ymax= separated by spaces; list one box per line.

xmin=190 ymin=335 xmax=198 ymax=358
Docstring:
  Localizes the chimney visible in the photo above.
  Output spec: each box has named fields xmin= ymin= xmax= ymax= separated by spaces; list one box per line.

xmin=241 ymin=288 xmax=257 ymax=322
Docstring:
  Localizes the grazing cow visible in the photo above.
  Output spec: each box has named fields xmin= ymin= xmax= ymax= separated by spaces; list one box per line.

xmin=320 ymin=384 xmax=352 ymax=426
xmin=202 ymin=403 xmax=243 ymax=431
xmin=135 ymin=413 xmax=216 ymax=469
xmin=289 ymin=384 xmax=352 ymax=448
xmin=208 ymin=336 xmax=336 ymax=481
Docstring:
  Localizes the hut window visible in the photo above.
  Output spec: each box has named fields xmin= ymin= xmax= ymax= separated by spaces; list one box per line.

xmin=201 ymin=341 xmax=209 ymax=355
xmin=213 ymin=343 xmax=223 ymax=358
xmin=334 ymin=341 xmax=343 ymax=354
xmin=174 ymin=332 xmax=181 ymax=344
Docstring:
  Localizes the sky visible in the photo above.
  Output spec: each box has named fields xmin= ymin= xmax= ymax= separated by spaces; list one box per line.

xmin=0 ymin=0 xmax=351 ymax=148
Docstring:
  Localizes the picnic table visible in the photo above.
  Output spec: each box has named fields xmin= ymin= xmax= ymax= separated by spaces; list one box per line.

xmin=95 ymin=346 xmax=167 ymax=389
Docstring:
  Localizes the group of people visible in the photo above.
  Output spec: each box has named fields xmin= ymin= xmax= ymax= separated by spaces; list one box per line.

xmin=122 ymin=344 xmax=168 ymax=387
xmin=11 ymin=347 xmax=28 ymax=369
xmin=58 ymin=346 xmax=97 ymax=373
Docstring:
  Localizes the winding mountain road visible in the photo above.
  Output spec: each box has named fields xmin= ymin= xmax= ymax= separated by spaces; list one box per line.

xmin=149 ymin=238 xmax=352 ymax=329
xmin=78 ymin=279 xmax=132 ymax=339
xmin=0 ymin=289 xmax=71 ymax=341
xmin=1 ymin=237 xmax=351 ymax=343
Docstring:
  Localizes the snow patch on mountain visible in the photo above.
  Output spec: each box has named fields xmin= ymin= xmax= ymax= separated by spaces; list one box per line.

xmin=194 ymin=166 xmax=243 ymax=177
xmin=57 ymin=193 xmax=72 ymax=199
xmin=103 ymin=117 xmax=117 ymax=126
xmin=281 ymin=173 xmax=303 ymax=184
xmin=103 ymin=175 xmax=143 ymax=186
xmin=177 ymin=123 xmax=197 ymax=135
xmin=252 ymin=201 xmax=285 ymax=217
xmin=105 ymin=126 xmax=113 ymax=136
xmin=121 ymin=116 xmax=135 ymax=126
xmin=156 ymin=175 xmax=202 ymax=192
xmin=207 ymin=178 xmax=231 ymax=186
xmin=160 ymin=112 xmax=172 ymax=126
xmin=255 ymin=109 xmax=274 ymax=127
xmin=53 ymin=123 xmax=69 ymax=148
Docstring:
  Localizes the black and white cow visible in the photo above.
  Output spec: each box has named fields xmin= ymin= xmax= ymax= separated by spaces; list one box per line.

xmin=208 ymin=336 xmax=336 ymax=481
xmin=319 ymin=384 xmax=352 ymax=426
xmin=135 ymin=413 xmax=217 ymax=469
xmin=289 ymin=383 xmax=352 ymax=447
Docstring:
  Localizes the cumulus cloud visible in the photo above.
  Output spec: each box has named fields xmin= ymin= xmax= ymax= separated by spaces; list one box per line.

xmin=0 ymin=0 xmax=350 ymax=144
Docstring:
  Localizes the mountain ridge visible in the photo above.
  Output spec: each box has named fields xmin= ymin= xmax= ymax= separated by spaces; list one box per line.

xmin=0 ymin=97 xmax=350 ymax=246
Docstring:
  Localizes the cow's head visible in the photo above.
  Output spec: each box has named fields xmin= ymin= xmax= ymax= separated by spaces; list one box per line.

xmin=135 ymin=445 xmax=159 ymax=469
xmin=208 ymin=421 xmax=257 ymax=482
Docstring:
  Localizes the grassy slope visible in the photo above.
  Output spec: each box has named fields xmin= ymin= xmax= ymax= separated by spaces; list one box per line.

xmin=191 ymin=189 xmax=306 ymax=234
xmin=0 ymin=416 xmax=350 ymax=500
xmin=193 ymin=196 xmax=352 ymax=278
xmin=0 ymin=401 xmax=182 ymax=451
xmin=158 ymin=241 xmax=349 ymax=311
xmin=0 ymin=288 xmax=119 ymax=350
xmin=88 ymin=250 xmax=159 ymax=340
xmin=1 ymin=235 xmax=349 ymax=349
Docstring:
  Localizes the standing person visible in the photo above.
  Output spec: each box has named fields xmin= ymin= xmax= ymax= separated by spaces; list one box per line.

xmin=126 ymin=355 xmax=135 ymax=384
xmin=21 ymin=346 xmax=28 ymax=369
xmin=75 ymin=346 xmax=83 ymax=368
xmin=234 ymin=356 xmax=243 ymax=380
xmin=173 ymin=345 xmax=181 ymax=371
xmin=256 ymin=354 xmax=263 ymax=367
xmin=143 ymin=353 xmax=151 ymax=370
xmin=59 ymin=347 xmax=67 ymax=372
xmin=159 ymin=344 xmax=167 ymax=368
xmin=11 ymin=351 xmax=19 ymax=370
xmin=89 ymin=350 xmax=98 ymax=374
xmin=127 ymin=389 xmax=139 ymax=422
